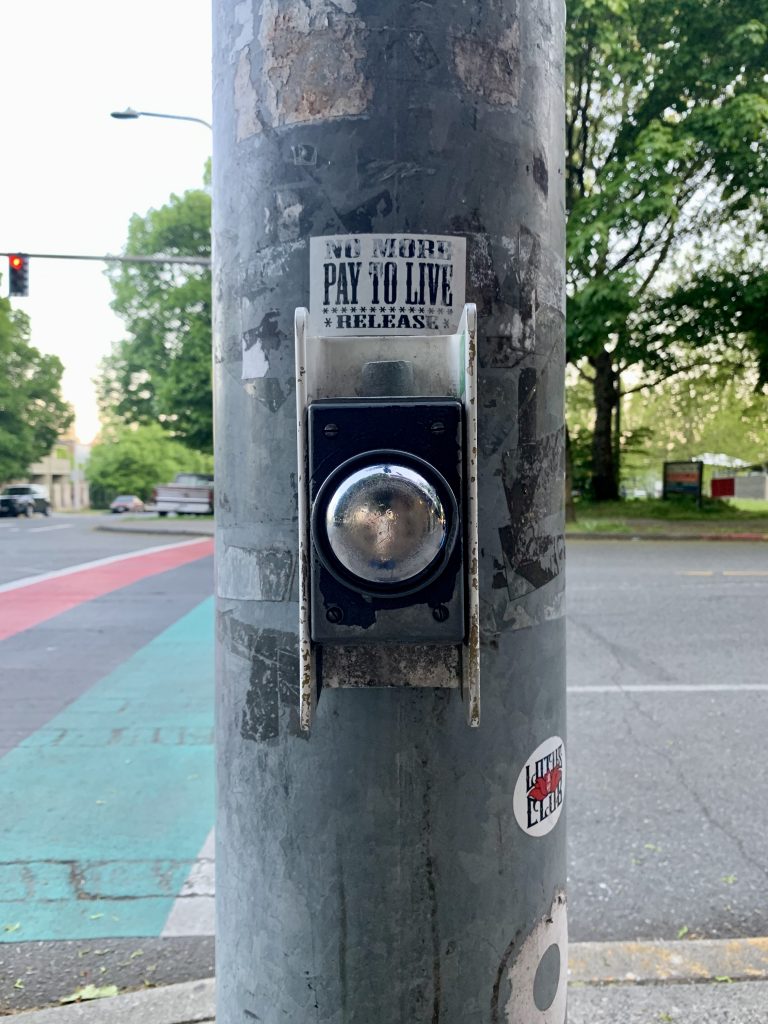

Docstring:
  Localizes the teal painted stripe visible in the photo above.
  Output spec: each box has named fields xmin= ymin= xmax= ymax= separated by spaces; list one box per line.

xmin=0 ymin=598 xmax=214 ymax=941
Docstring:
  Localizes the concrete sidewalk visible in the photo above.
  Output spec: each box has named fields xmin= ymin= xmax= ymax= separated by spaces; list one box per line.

xmin=10 ymin=937 xmax=768 ymax=1022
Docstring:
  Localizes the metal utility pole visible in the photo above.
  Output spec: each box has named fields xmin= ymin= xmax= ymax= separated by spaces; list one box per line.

xmin=213 ymin=1 xmax=566 ymax=1021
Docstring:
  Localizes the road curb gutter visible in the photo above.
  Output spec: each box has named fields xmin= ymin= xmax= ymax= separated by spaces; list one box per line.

xmin=567 ymin=531 xmax=768 ymax=542
xmin=95 ymin=524 xmax=214 ymax=538
xmin=8 ymin=940 xmax=768 ymax=1020
xmin=569 ymin=937 xmax=768 ymax=985
xmin=8 ymin=979 xmax=215 ymax=1023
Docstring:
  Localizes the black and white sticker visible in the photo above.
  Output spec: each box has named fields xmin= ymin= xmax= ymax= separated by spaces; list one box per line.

xmin=309 ymin=234 xmax=466 ymax=337
xmin=513 ymin=736 xmax=565 ymax=838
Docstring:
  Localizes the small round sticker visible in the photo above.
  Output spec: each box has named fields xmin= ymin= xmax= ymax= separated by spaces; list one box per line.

xmin=513 ymin=736 xmax=565 ymax=838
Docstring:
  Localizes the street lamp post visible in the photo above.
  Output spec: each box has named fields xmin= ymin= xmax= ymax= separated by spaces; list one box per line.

xmin=110 ymin=107 xmax=212 ymax=130
xmin=213 ymin=0 xmax=567 ymax=1021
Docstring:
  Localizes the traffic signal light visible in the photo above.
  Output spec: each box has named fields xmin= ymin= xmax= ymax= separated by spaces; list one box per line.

xmin=8 ymin=254 xmax=29 ymax=297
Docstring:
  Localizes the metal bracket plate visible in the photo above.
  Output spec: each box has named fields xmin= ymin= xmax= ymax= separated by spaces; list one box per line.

xmin=296 ymin=303 xmax=480 ymax=732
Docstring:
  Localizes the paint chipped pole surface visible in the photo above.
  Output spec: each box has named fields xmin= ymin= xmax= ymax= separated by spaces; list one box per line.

xmin=212 ymin=0 xmax=567 ymax=1021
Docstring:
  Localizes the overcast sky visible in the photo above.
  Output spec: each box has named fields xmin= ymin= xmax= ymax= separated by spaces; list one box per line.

xmin=0 ymin=0 xmax=212 ymax=442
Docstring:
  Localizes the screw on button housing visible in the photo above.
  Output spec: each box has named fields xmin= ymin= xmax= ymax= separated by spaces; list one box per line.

xmin=326 ymin=606 xmax=343 ymax=623
xmin=324 ymin=423 xmax=339 ymax=438
xmin=432 ymin=605 xmax=450 ymax=622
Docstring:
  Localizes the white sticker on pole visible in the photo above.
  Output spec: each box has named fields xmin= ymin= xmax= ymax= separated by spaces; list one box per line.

xmin=513 ymin=736 xmax=565 ymax=838
xmin=309 ymin=234 xmax=466 ymax=337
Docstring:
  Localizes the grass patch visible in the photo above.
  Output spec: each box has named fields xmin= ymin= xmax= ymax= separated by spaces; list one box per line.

xmin=567 ymin=518 xmax=635 ymax=534
xmin=573 ymin=497 xmax=768 ymax=521
xmin=727 ymin=498 xmax=768 ymax=514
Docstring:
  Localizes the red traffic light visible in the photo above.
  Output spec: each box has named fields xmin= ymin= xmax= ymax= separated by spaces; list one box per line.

xmin=8 ymin=253 xmax=29 ymax=296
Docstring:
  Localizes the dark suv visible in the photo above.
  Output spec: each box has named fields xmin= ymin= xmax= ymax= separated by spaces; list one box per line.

xmin=0 ymin=485 xmax=51 ymax=517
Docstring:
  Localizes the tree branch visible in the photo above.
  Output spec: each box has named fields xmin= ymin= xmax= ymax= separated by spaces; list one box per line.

xmin=608 ymin=222 xmax=650 ymax=275
xmin=622 ymin=359 xmax=712 ymax=394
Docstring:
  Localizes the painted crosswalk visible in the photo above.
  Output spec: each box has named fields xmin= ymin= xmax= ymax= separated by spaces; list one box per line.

xmin=0 ymin=589 xmax=215 ymax=942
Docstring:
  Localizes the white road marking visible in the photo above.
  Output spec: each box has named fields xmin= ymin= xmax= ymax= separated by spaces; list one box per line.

xmin=28 ymin=524 xmax=73 ymax=533
xmin=0 ymin=537 xmax=211 ymax=594
xmin=679 ymin=570 xmax=768 ymax=577
xmin=569 ymin=684 xmax=768 ymax=694
xmin=162 ymin=829 xmax=216 ymax=937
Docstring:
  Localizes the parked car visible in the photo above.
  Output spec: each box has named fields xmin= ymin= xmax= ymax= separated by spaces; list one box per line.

xmin=0 ymin=485 xmax=51 ymax=517
xmin=109 ymin=494 xmax=145 ymax=514
xmin=153 ymin=474 xmax=213 ymax=516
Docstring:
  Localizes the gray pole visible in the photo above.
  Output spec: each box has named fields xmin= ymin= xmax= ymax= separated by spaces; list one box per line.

xmin=212 ymin=2 xmax=567 ymax=1022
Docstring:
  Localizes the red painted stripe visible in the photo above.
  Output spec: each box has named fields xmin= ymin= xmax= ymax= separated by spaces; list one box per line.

xmin=0 ymin=539 xmax=214 ymax=642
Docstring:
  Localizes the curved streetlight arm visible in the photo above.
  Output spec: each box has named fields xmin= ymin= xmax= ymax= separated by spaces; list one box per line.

xmin=111 ymin=107 xmax=212 ymax=130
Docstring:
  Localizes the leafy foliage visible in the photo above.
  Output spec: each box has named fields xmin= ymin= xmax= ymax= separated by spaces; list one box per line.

xmin=622 ymin=352 xmax=768 ymax=475
xmin=657 ymin=261 xmax=768 ymax=388
xmin=568 ymin=350 xmax=768 ymax=496
xmin=566 ymin=0 xmax=768 ymax=496
xmin=98 ymin=182 xmax=212 ymax=452
xmin=85 ymin=423 xmax=213 ymax=506
xmin=0 ymin=296 xmax=73 ymax=484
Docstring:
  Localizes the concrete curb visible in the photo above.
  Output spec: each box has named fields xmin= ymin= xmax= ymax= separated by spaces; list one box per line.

xmin=568 ymin=531 xmax=768 ymax=542
xmin=569 ymin=936 xmax=768 ymax=985
xmin=95 ymin=524 xmax=214 ymax=538
xmin=8 ymin=979 xmax=215 ymax=1023
xmin=10 ymin=938 xmax=768 ymax=1021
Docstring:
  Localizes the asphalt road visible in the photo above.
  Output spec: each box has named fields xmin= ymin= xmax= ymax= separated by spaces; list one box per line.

xmin=0 ymin=517 xmax=215 ymax=1011
xmin=2 ymin=525 xmax=768 ymax=1010
xmin=568 ymin=539 xmax=768 ymax=943
xmin=0 ymin=512 xmax=193 ymax=586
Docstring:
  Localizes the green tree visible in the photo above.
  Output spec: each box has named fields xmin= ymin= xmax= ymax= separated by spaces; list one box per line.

xmin=622 ymin=352 xmax=768 ymax=475
xmin=0 ymin=296 xmax=73 ymax=483
xmin=567 ymin=0 xmax=768 ymax=499
xmin=85 ymin=423 xmax=214 ymax=506
xmin=658 ymin=257 xmax=768 ymax=388
xmin=99 ymin=174 xmax=212 ymax=452
xmin=567 ymin=348 xmax=768 ymax=496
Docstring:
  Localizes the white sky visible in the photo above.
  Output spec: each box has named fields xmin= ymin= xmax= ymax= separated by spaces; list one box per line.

xmin=0 ymin=1 xmax=212 ymax=443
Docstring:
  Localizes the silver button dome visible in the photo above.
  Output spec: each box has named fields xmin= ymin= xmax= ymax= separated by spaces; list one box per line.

xmin=324 ymin=463 xmax=447 ymax=584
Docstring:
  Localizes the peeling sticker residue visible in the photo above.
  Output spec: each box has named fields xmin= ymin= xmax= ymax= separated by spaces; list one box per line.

xmin=242 ymin=336 xmax=269 ymax=378
xmin=275 ymin=189 xmax=303 ymax=242
xmin=243 ymin=377 xmax=289 ymax=413
xmin=495 ymin=357 xmax=565 ymax=602
xmin=242 ymin=309 xmax=287 ymax=380
xmin=453 ymin=24 xmax=521 ymax=107
xmin=257 ymin=0 xmax=372 ymax=128
xmin=217 ymin=544 xmax=295 ymax=601
xmin=322 ymin=644 xmax=461 ymax=688
xmin=234 ymin=47 xmax=262 ymax=141
xmin=218 ymin=613 xmax=301 ymax=742
xmin=494 ymin=892 xmax=567 ymax=1023
xmin=484 ymin=229 xmax=546 ymax=368
xmin=502 ymin=589 xmax=565 ymax=630
xmin=232 ymin=0 xmax=254 ymax=56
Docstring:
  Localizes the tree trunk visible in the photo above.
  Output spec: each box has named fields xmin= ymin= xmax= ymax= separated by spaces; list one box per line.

xmin=613 ymin=369 xmax=622 ymax=493
xmin=591 ymin=349 xmax=619 ymax=501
